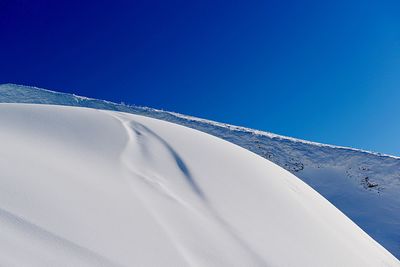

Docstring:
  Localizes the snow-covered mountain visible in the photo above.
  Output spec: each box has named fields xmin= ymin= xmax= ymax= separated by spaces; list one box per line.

xmin=0 ymin=103 xmax=398 ymax=266
xmin=0 ymin=84 xmax=399 ymax=262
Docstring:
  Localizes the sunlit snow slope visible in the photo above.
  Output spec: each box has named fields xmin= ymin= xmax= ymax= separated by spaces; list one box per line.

xmin=0 ymin=103 xmax=398 ymax=266
xmin=1 ymin=84 xmax=399 ymax=259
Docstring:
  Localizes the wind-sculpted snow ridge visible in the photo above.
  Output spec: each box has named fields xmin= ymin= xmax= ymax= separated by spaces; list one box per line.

xmin=0 ymin=103 xmax=398 ymax=266
xmin=0 ymin=83 xmax=399 ymax=259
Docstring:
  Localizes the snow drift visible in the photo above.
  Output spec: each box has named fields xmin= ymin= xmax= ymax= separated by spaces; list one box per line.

xmin=0 ymin=103 xmax=398 ymax=266
xmin=1 ymin=84 xmax=399 ymax=259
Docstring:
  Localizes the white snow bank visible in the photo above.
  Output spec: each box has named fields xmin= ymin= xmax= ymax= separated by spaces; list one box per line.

xmin=0 ymin=104 xmax=398 ymax=266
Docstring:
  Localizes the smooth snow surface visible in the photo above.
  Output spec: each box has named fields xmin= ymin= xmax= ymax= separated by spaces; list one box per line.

xmin=0 ymin=104 xmax=398 ymax=266
xmin=1 ymin=84 xmax=400 ymax=259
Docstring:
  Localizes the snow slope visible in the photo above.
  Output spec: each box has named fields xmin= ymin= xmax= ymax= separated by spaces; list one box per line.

xmin=1 ymin=84 xmax=399 ymax=259
xmin=0 ymin=103 xmax=398 ymax=266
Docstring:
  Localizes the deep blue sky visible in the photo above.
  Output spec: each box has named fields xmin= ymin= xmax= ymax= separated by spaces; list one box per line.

xmin=1 ymin=0 xmax=400 ymax=155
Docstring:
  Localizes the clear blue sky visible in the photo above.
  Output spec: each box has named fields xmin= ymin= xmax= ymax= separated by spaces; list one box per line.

xmin=1 ymin=0 xmax=399 ymax=155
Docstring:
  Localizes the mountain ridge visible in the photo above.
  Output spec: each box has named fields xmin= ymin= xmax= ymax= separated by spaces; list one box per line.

xmin=3 ymin=83 xmax=398 ymax=159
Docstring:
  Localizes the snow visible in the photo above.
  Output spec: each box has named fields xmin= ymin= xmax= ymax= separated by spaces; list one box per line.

xmin=0 ymin=103 xmax=397 ymax=266
xmin=1 ymin=83 xmax=400 ymax=259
